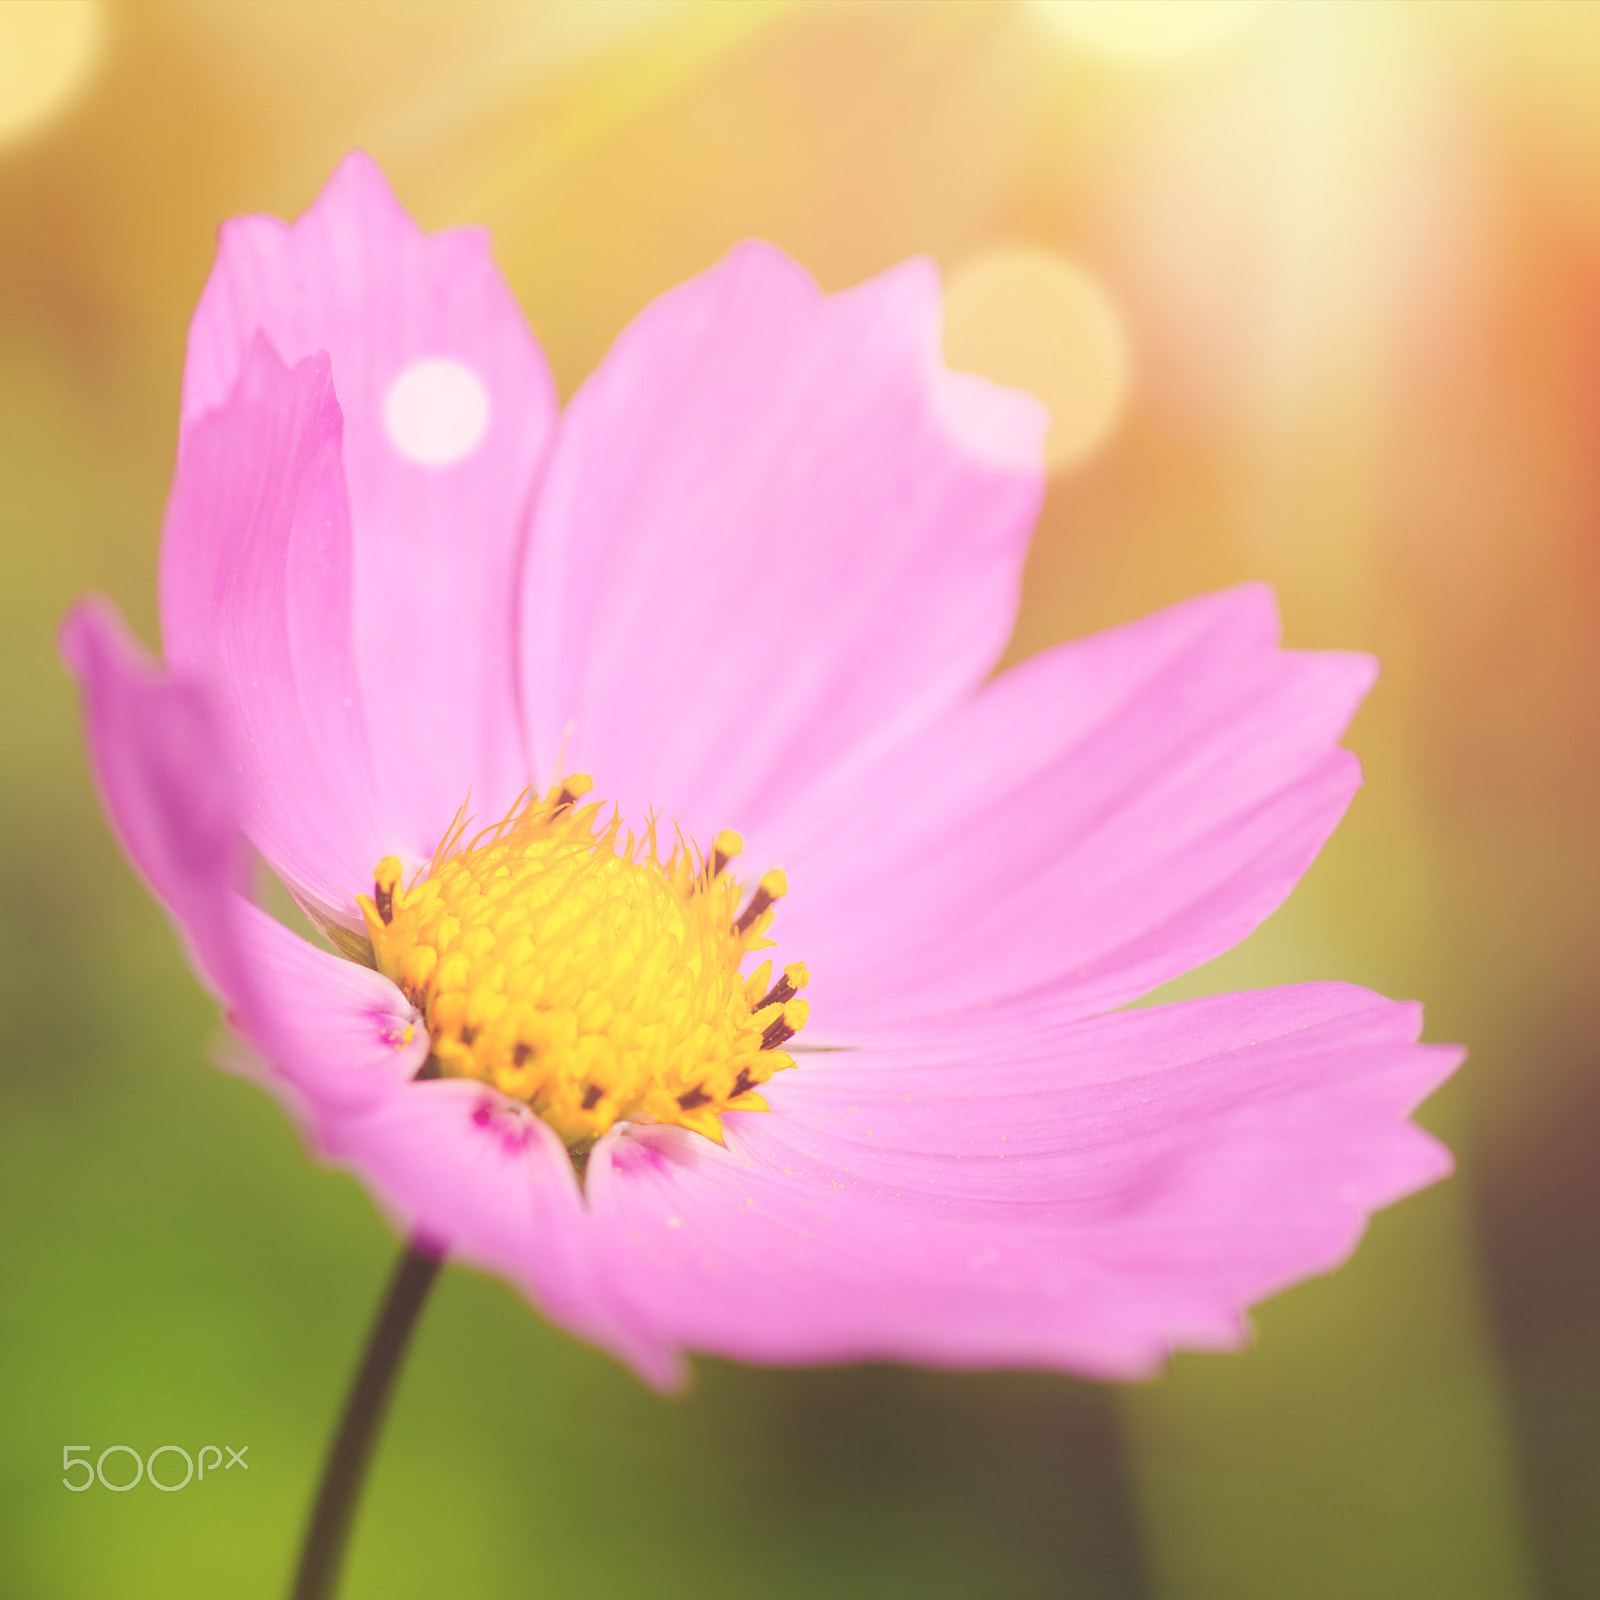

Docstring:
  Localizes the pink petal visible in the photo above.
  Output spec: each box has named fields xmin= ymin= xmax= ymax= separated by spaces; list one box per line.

xmin=762 ymin=585 xmax=1375 ymax=1038
xmin=179 ymin=151 xmax=555 ymax=860
xmin=230 ymin=899 xmax=425 ymax=1116
xmin=231 ymin=905 xmax=669 ymax=1378
xmin=63 ymin=599 xmax=665 ymax=1378
xmin=60 ymin=593 xmax=404 ymax=1098
xmin=317 ymin=1076 xmax=674 ymax=1384
xmin=237 ymin=908 xmax=671 ymax=1379
xmin=59 ymin=598 xmax=260 ymax=1010
xmin=160 ymin=337 xmax=388 ymax=920
xmin=520 ymin=240 xmax=1047 ymax=842
xmin=586 ymin=983 xmax=1457 ymax=1377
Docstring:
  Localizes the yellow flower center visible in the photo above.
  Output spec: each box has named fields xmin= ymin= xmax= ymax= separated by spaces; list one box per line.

xmin=357 ymin=777 xmax=807 ymax=1154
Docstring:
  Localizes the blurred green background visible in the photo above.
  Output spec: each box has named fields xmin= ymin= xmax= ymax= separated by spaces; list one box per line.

xmin=4 ymin=2 xmax=1599 ymax=1595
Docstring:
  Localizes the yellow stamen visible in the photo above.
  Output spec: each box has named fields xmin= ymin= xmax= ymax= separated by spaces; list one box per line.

xmin=356 ymin=780 xmax=805 ymax=1154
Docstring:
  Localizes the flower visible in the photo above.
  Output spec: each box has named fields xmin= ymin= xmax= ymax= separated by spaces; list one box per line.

xmin=62 ymin=153 xmax=1459 ymax=1389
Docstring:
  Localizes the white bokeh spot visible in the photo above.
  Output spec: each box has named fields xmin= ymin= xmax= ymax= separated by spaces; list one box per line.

xmin=383 ymin=359 xmax=491 ymax=466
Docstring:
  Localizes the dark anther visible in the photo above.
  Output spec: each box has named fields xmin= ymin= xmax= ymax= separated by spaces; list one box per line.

xmin=761 ymin=1014 xmax=797 ymax=1051
xmin=710 ymin=830 xmax=742 ymax=880
xmin=553 ymin=785 xmax=580 ymax=816
xmin=759 ymin=974 xmax=797 ymax=1010
xmin=677 ymin=1085 xmax=711 ymax=1110
xmin=414 ymin=1056 xmax=443 ymax=1081
xmin=512 ymin=1042 xmax=535 ymax=1067
xmin=581 ymin=1084 xmax=604 ymax=1111
xmin=734 ymin=886 xmax=775 ymax=936
xmin=374 ymin=879 xmax=395 ymax=926
xmin=730 ymin=1068 xmax=753 ymax=1098
xmin=461 ymin=1025 xmax=479 ymax=1047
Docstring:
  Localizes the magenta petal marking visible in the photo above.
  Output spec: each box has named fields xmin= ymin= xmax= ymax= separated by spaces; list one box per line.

xmin=521 ymin=240 xmax=1048 ymax=843
xmin=181 ymin=151 xmax=557 ymax=858
xmin=586 ymin=984 xmax=1456 ymax=1377
xmin=766 ymin=585 xmax=1377 ymax=1036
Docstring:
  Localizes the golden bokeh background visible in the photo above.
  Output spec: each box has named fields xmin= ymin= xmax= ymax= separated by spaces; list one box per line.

xmin=4 ymin=3 xmax=1598 ymax=1596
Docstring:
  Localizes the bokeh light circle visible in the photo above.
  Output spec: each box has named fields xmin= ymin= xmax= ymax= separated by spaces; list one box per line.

xmin=0 ymin=0 xmax=103 ymax=148
xmin=943 ymin=248 xmax=1131 ymax=474
xmin=1029 ymin=0 xmax=1272 ymax=63
xmin=383 ymin=359 xmax=491 ymax=466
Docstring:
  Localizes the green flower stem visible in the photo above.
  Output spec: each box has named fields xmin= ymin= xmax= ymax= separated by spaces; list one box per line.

xmin=291 ymin=1239 xmax=444 ymax=1600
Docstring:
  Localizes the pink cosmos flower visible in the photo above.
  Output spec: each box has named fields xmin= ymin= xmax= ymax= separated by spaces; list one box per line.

xmin=63 ymin=154 xmax=1459 ymax=1389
